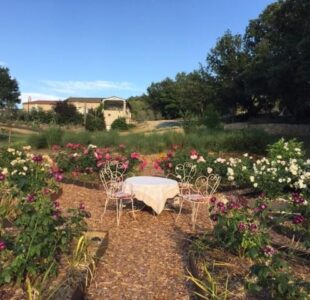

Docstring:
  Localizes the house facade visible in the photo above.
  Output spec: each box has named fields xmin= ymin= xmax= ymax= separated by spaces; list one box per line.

xmin=22 ymin=100 xmax=58 ymax=112
xmin=65 ymin=97 xmax=102 ymax=114
xmin=102 ymin=96 xmax=132 ymax=130
xmin=22 ymin=96 xmax=132 ymax=129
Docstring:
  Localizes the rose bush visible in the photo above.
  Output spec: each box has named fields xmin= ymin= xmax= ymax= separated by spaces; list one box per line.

xmin=0 ymin=146 xmax=59 ymax=198
xmin=155 ymin=138 xmax=310 ymax=197
xmin=0 ymin=146 xmax=87 ymax=287
xmin=53 ymin=143 xmax=146 ymax=177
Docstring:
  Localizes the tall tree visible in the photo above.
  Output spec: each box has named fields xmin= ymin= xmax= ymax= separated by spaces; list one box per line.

xmin=244 ymin=0 xmax=310 ymax=118
xmin=54 ymin=101 xmax=82 ymax=124
xmin=0 ymin=67 xmax=20 ymax=109
xmin=206 ymin=31 xmax=252 ymax=114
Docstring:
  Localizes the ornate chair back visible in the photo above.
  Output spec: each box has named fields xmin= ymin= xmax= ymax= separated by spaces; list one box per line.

xmin=175 ymin=162 xmax=197 ymax=194
xmin=194 ymin=174 xmax=221 ymax=198
xmin=99 ymin=169 xmax=124 ymax=196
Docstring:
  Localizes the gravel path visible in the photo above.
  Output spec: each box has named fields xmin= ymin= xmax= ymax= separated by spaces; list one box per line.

xmin=59 ymin=183 xmax=213 ymax=299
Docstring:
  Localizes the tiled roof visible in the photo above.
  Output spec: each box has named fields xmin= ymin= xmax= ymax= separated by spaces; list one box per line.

xmin=65 ymin=97 xmax=102 ymax=103
xmin=23 ymin=100 xmax=58 ymax=105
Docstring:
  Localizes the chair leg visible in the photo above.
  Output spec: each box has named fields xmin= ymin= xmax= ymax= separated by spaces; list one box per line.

xmin=191 ymin=203 xmax=200 ymax=231
xmin=175 ymin=198 xmax=184 ymax=222
xmin=103 ymin=197 xmax=109 ymax=215
xmin=116 ymin=199 xmax=121 ymax=226
xmin=131 ymin=198 xmax=136 ymax=220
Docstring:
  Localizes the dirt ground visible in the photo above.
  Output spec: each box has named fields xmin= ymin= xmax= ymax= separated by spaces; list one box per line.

xmin=58 ymin=182 xmax=214 ymax=300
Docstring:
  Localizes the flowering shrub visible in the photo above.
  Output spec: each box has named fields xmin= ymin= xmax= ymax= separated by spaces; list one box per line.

xmin=0 ymin=146 xmax=59 ymax=197
xmin=0 ymin=192 xmax=86 ymax=284
xmin=0 ymin=146 xmax=87 ymax=287
xmin=54 ymin=143 xmax=146 ymax=176
xmin=210 ymin=196 xmax=269 ymax=258
xmin=155 ymin=138 xmax=310 ymax=197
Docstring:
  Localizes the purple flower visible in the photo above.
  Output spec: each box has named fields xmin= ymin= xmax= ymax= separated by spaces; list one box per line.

xmin=292 ymin=193 xmax=305 ymax=205
xmin=255 ymin=203 xmax=267 ymax=212
xmin=32 ymin=155 xmax=43 ymax=163
xmin=211 ymin=214 xmax=218 ymax=222
xmin=0 ymin=172 xmax=5 ymax=181
xmin=217 ymin=202 xmax=225 ymax=208
xmin=227 ymin=201 xmax=240 ymax=210
xmin=0 ymin=241 xmax=6 ymax=251
xmin=26 ymin=193 xmax=36 ymax=203
xmin=42 ymin=187 xmax=50 ymax=195
xmin=292 ymin=215 xmax=305 ymax=224
xmin=53 ymin=172 xmax=64 ymax=182
xmin=79 ymin=202 xmax=85 ymax=210
xmin=249 ymin=223 xmax=258 ymax=232
xmin=238 ymin=222 xmax=246 ymax=232
xmin=54 ymin=201 xmax=60 ymax=208
xmin=210 ymin=196 xmax=217 ymax=204
xmin=262 ymin=245 xmax=277 ymax=257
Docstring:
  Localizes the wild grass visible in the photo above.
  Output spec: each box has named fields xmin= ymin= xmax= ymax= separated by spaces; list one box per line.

xmin=26 ymin=128 xmax=275 ymax=154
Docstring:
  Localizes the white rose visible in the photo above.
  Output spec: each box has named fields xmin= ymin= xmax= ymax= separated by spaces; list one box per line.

xmin=207 ymin=167 xmax=213 ymax=174
xmin=228 ymin=176 xmax=234 ymax=181
xmin=250 ymin=176 xmax=255 ymax=182
xmin=253 ymin=183 xmax=258 ymax=188
xmin=197 ymin=156 xmax=206 ymax=163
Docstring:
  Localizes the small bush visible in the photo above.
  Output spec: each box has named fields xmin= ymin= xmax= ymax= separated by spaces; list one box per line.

xmin=201 ymin=104 xmax=221 ymax=129
xmin=44 ymin=127 xmax=63 ymax=148
xmin=111 ymin=117 xmax=129 ymax=131
xmin=27 ymin=133 xmax=47 ymax=149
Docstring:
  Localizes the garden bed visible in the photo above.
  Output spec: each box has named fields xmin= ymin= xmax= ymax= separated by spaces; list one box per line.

xmin=188 ymin=234 xmax=310 ymax=299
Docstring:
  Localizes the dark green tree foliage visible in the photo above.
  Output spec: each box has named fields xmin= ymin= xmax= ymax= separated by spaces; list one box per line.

xmin=0 ymin=67 xmax=20 ymax=109
xmin=145 ymin=71 xmax=216 ymax=119
xmin=111 ymin=117 xmax=129 ymax=131
xmin=85 ymin=106 xmax=105 ymax=131
xmin=54 ymin=101 xmax=83 ymax=124
xmin=206 ymin=31 xmax=252 ymax=114
xmin=244 ymin=0 xmax=310 ymax=118
xmin=146 ymin=77 xmax=179 ymax=119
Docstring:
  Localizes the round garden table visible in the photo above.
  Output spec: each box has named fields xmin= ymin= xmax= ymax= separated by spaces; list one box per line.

xmin=122 ymin=176 xmax=180 ymax=214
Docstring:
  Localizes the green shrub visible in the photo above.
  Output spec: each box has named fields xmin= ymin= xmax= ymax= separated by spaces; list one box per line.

xmin=201 ymin=104 xmax=221 ymax=129
xmin=85 ymin=109 xmax=105 ymax=131
xmin=111 ymin=117 xmax=129 ymax=131
xmin=44 ymin=127 xmax=63 ymax=148
xmin=27 ymin=133 xmax=47 ymax=149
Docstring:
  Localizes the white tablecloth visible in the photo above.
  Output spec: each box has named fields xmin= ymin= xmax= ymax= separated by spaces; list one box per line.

xmin=122 ymin=176 xmax=180 ymax=214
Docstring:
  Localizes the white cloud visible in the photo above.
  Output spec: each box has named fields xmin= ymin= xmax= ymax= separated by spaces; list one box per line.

xmin=42 ymin=80 xmax=141 ymax=94
xmin=20 ymin=92 xmax=60 ymax=104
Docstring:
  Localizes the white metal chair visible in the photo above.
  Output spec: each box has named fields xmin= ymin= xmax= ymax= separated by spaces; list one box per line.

xmin=176 ymin=174 xmax=221 ymax=230
xmin=99 ymin=167 xmax=135 ymax=226
xmin=167 ymin=162 xmax=197 ymax=195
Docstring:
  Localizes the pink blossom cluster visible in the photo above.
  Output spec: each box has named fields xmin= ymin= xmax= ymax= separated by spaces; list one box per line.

xmin=262 ymin=245 xmax=277 ymax=257
xmin=0 ymin=172 xmax=5 ymax=181
xmin=292 ymin=192 xmax=305 ymax=205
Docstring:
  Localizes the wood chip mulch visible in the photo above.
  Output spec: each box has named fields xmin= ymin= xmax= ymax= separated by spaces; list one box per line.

xmin=58 ymin=182 xmax=214 ymax=300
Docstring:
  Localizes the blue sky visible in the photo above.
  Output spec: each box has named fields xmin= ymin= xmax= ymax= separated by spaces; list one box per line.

xmin=0 ymin=0 xmax=274 ymax=103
